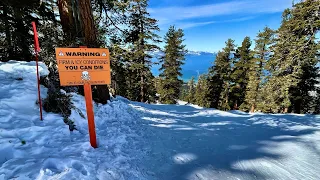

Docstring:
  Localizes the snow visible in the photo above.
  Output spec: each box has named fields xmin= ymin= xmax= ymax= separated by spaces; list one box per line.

xmin=1 ymin=60 xmax=320 ymax=179
xmin=0 ymin=61 xmax=147 ymax=180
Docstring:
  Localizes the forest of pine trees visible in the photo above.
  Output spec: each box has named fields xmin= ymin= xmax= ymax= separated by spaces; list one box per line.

xmin=0 ymin=0 xmax=319 ymax=114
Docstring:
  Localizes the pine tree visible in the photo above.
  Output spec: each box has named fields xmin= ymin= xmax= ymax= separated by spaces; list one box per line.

xmin=158 ymin=26 xmax=187 ymax=104
xmin=0 ymin=0 xmax=56 ymax=61
xmin=186 ymin=77 xmax=196 ymax=103
xmin=207 ymin=39 xmax=235 ymax=110
xmin=125 ymin=0 xmax=160 ymax=102
xmin=243 ymin=27 xmax=275 ymax=112
xmin=207 ymin=52 xmax=224 ymax=108
xmin=195 ymin=74 xmax=210 ymax=107
xmin=179 ymin=85 xmax=189 ymax=102
xmin=230 ymin=36 xmax=252 ymax=110
xmin=288 ymin=0 xmax=320 ymax=114
xmin=264 ymin=0 xmax=320 ymax=113
xmin=109 ymin=36 xmax=130 ymax=97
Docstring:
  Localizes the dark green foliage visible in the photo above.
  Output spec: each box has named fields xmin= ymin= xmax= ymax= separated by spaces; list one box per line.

xmin=158 ymin=26 xmax=187 ymax=104
xmin=218 ymin=39 xmax=235 ymax=110
xmin=41 ymin=70 xmax=75 ymax=131
xmin=21 ymin=140 xmax=26 ymax=145
xmin=263 ymin=0 xmax=320 ymax=113
xmin=110 ymin=42 xmax=130 ymax=98
xmin=124 ymin=0 xmax=160 ymax=102
xmin=194 ymin=74 xmax=210 ymax=107
xmin=243 ymin=27 xmax=275 ymax=112
xmin=43 ymin=90 xmax=72 ymax=118
xmin=179 ymin=85 xmax=189 ymax=102
xmin=230 ymin=36 xmax=252 ymax=109
xmin=1 ymin=0 xmax=319 ymax=115
xmin=0 ymin=0 xmax=57 ymax=61
xmin=186 ymin=77 xmax=196 ymax=104
xmin=15 ymin=77 xmax=23 ymax=81
xmin=207 ymin=39 xmax=235 ymax=110
xmin=63 ymin=117 xmax=77 ymax=131
xmin=43 ymin=90 xmax=76 ymax=131
xmin=207 ymin=53 xmax=224 ymax=108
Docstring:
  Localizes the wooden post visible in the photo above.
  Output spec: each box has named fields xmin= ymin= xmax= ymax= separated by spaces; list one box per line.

xmin=84 ymin=83 xmax=97 ymax=148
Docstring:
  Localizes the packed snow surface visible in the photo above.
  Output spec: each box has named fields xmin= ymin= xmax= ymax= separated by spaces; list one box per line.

xmin=1 ymin=61 xmax=320 ymax=179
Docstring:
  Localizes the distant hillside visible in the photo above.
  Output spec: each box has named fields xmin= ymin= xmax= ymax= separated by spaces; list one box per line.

xmin=149 ymin=50 xmax=216 ymax=57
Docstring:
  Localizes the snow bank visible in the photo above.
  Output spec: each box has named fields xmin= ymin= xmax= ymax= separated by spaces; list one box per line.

xmin=0 ymin=61 xmax=149 ymax=180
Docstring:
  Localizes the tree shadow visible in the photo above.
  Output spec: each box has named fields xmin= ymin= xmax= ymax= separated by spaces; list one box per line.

xmin=130 ymin=102 xmax=320 ymax=179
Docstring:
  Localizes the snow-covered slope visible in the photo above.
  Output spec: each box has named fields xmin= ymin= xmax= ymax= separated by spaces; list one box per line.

xmin=1 ymin=61 xmax=320 ymax=179
xmin=0 ymin=61 xmax=148 ymax=180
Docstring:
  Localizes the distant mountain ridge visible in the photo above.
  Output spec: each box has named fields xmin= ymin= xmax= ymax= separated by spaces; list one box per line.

xmin=187 ymin=50 xmax=217 ymax=56
xmin=149 ymin=50 xmax=217 ymax=58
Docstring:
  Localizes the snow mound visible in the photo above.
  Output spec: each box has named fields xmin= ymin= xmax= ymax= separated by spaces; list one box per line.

xmin=0 ymin=61 xmax=149 ymax=180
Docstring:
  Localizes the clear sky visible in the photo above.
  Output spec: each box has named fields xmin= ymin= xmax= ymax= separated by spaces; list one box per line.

xmin=148 ymin=0 xmax=294 ymax=52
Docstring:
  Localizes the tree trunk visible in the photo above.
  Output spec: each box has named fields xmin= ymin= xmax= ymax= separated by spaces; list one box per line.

xmin=57 ymin=0 xmax=76 ymax=43
xmin=79 ymin=0 xmax=98 ymax=47
xmin=233 ymin=100 xmax=238 ymax=110
xmin=138 ymin=2 xmax=146 ymax=103
xmin=250 ymin=105 xmax=255 ymax=113
xmin=140 ymin=74 xmax=145 ymax=102
xmin=78 ymin=0 xmax=110 ymax=104
xmin=284 ymin=107 xmax=288 ymax=113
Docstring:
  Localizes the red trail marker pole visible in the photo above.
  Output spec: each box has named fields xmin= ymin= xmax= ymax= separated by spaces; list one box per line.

xmin=32 ymin=21 xmax=43 ymax=121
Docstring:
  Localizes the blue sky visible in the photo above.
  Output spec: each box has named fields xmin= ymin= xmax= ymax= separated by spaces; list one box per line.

xmin=148 ymin=0 xmax=294 ymax=52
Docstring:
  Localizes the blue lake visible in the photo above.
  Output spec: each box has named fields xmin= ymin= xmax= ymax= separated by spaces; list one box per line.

xmin=151 ymin=53 xmax=216 ymax=82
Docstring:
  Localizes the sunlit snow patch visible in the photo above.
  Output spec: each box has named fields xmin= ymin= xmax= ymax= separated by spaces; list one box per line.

xmin=173 ymin=153 xmax=197 ymax=164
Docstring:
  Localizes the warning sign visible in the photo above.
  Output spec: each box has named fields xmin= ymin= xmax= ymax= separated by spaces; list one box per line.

xmin=55 ymin=48 xmax=111 ymax=86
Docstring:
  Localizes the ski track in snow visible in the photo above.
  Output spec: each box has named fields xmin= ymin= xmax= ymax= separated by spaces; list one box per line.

xmin=1 ymin=61 xmax=320 ymax=179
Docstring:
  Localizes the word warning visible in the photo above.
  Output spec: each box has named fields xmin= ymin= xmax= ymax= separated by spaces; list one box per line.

xmin=55 ymin=48 xmax=111 ymax=86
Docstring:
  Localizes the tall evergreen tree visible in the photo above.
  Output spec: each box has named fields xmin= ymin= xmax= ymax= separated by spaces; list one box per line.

xmin=125 ymin=0 xmax=160 ymax=102
xmin=207 ymin=39 xmax=235 ymax=110
xmin=207 ymin=52 xmax=224 ymax=108
xmin=158 ymin=26 xmax=187 ymax=104
xmin=230 ymin=36 xmax=252 ymax=109
xmin=243 ymin=27 xmax=275 ymax=112
xmin=0 ymin=0 xmax=56 ymax=61
xmin=264 ymin=0 xmax=320 ymax=113
xmin=109 ymin=36 xmax=130 ymax=97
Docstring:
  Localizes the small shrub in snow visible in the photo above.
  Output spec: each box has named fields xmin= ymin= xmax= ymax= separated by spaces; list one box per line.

xmin=21 ymin=140 xmax=26 ymax=145
xmin=41 ymin=66 xmax=75 ymax=131
xmin=63 ymin=117 xmax=77 ymax=131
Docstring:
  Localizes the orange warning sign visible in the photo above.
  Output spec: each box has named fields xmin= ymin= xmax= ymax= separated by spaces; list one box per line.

xmin=55 ymin=48 xmax=111 ymax=86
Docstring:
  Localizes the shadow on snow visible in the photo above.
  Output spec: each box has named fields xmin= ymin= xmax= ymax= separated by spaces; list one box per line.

xmin=129 ymin=101 xmax=320 ymax=180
